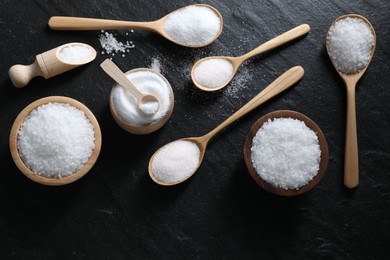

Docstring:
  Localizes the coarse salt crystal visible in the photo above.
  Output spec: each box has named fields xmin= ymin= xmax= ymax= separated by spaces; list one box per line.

xmin=164 ymin=5 xmax=221 ymax=47
xmin=327 ymin=17 xmax=374 ymax=74
xmin=17 ymin=102 xmax=95 ymax=178
xmin=99 ymin=31 xmax=135 ymax=55
xmin=193 ymin=58 xmax=234 ymax=89
xmin=151 ymin=140 xmax=200 ymax=184
xmin=251 ymin=117 xmax=321 ymax=190
xmin=59 ymin=45 xmax=95 ymax=64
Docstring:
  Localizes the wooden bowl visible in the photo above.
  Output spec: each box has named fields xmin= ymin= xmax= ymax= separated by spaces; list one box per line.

xmin=243 ymin=110 xmax=329 ymax=196
xmin=9 ymin=96 xmax=102 ymax=186
xmin=109 ymin=68 xmax=174 ymax=135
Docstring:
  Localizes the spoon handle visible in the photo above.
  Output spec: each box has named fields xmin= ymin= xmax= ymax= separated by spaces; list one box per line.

xmin=100 ymin=59 xmax=144 ymax=100
xmin=240 ymin=24 xmax=310 ymax=62
xmin=48 ymin=16 xmax=158 ymax=31
xmin=202 ymin=66 xmax=304 ymax=141
xmin=344 ymin=80 xmax=359 ymax=188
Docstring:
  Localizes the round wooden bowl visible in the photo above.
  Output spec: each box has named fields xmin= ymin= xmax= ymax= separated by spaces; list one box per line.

xmin=243 ymin=110 xmax=329 ymax=196
xmin=9 ymin=96 xmax=102 ymax=186
xmin=109 ymin=68 xmax=174 ymax=135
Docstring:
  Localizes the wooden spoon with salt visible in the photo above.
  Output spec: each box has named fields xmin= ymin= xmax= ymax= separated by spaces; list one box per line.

xmin=149 ymin=66 xmax=304 ymax=186
xmin=326 ymin=14 xmax=376 ymax=189
xmin=191 ymin=24 xmax=310 ymax=91
xmin=48 ymin=4 xmax=223 ymax=48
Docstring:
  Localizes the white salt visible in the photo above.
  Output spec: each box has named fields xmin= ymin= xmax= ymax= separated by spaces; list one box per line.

xmin=164 ymin=5 xmax=221 ymax=47
xmin=59 ymin=45 xmax=95 ymax=64
xmin=139 ymin=100 xmax=159 ymax=115
xmin=327 ymin=17 xmax=374 ymax=74
xmin=193 ymin=58 xmax=234 ymax=89
xmin=18 ymin=102 xmax=95 ymax=178
xmin=150 ymin=57 xmax=162 ymax=73
xmin=151 ymin=140 xmax=200 ymax=184
xmin=251 ymin=118 xmax=321 ymax=190
xmin=99 ymin=31 xmax=135 ymax=55
xmin=111 ymin=70 xmax=171 ymax=125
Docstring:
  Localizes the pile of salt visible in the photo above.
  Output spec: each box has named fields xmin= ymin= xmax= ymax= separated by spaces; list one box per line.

xmin=18 ymin=102 xmax=95 ymax=178
xmin=151 ymin=140 xmax=200 ymax=184
xmin=193 ymin=58 xmax=234 ymax=89
xmin=327 ymin=17 xmax=374 ymax=74
xmin=164 ymin=5 xmax=221 ymax=47
xmin=251 ymin=118 xmax=321 ymax=190
xmin=59 ymin=45 xmax=95 ymax=64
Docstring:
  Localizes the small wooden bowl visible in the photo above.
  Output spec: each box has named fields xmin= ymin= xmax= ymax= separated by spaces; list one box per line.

xmin=9 ymin=96 xmax=102 ymax=186
xmin=109 ymin=68 xmax=174 ymax=135
xmin=243 ymin=110 xmax=329 ymax=196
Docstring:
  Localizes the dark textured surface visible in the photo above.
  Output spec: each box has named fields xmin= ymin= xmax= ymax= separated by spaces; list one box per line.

xmin=1 ymin=0 xmax=389 ymax=258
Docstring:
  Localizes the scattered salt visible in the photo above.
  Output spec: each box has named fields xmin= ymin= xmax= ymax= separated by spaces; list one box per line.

xmin=151 ymin=140 xmax=200 ymax=184
xmin=251 ymin=117 xmax=321 ymax=190
xmin=150 ymin=56 xmax=162 ymax=73
xmin=59 ymin=45 xmax=95 ymax=64
xmin=193 ymin=58 xmax=234 ymax=89
xmin=99 ymin=31 xmax=135 ymax=56
xmin=17 ymin=102 xmax=95 ymax=178
xmin=111 ymin=70 xmax=171 ymax=125
xmin=327 ymin=17 xmax=374 ymax=74
xmin=164 ymin=5 xmax=221 ymax=47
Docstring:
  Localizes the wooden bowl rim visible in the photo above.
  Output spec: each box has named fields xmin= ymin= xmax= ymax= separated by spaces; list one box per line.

xmin=9 ymin=96 xmax=102 ymax=186
xmin=243 ymin=110 xmax=329 ymax=196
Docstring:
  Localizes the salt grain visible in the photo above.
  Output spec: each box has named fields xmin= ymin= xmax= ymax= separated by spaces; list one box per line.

xmin=151 ymin=140 xmax=200 ymax=184
xmin=59 ymin=45 xmax=94 ymax=64
xmin=327 ymin=17 xmax=374 ymax=74
xmin=18 ymin=102 xmax=95 ymax=178
xmin=111 ymin=70 xmax=171 ymax=125
xmin=251 ymin=118 xmax=321 ymax=190
xmin=193 ymin=58 xmax=234 ymax=89
xmin=164 ymin=5 xmax=221 ymax=47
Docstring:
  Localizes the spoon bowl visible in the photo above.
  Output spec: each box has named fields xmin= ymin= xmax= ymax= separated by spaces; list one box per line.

xmin=149 ymin=66 xmax=304 ymax=185
xmin=326 ymin=14 xmax=376 ymax=188
xmin=191 ymin=24 xmax=310 ymax=91
xmin=48 ymin=4 xmax=223 ymax=48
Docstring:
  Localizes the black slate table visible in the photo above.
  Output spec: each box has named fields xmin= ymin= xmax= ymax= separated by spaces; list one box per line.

xmin=1 ymin=0 xmax=389 ymax=258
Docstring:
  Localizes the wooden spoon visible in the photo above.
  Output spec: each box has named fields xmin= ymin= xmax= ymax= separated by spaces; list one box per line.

xmin=191 ymin=24 xmax=310 ymax=91
xmin=48 ymin=4 xmax=223 ymax=48
xmin=100 ymin=59 xmax=160 ymax=115
xmin=148 ymin=66 xmax=304 ymax=186
xmin=326 ymin=14 xmax=376 ymax=189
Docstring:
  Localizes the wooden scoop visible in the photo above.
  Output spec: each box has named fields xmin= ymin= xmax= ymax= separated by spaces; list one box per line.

xmin=8 ymin=42 xmax=96 ymax=88
xmin=100 ymin=59 xmax=160 ymax=115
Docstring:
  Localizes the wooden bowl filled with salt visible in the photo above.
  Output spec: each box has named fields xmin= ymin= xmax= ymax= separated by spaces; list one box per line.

xmin=9 ymin=96 xmax=102 ymax=186
xmin=243 ymin=110 xmax=328 ymax=196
